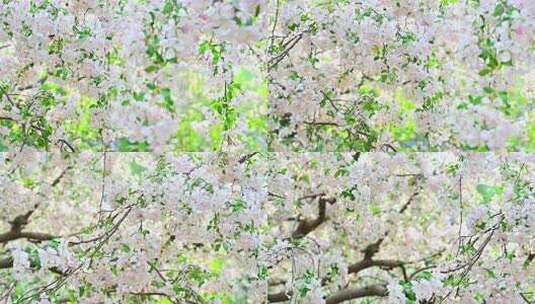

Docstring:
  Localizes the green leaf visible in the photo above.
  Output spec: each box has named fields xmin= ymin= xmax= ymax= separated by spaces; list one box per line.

xmin=493 ymin=3 xmax=505 ymax=17
xmin=156 ymin=298 xmax=173 ymax=304
xmin=476 ymin=184 xmax=502 ymax=204
xmin=527 ymin=122 xmax=535 ymax=151
xmin=144 ymin=65 xmax=160 ymax=73
xmin=440 ymin=0 xmax=459 ymax=6
xmin=26 ymin=247 xmax=41 ymax=269
xmin=160 ymin=87 xmax=175 ymax=112
xmin=163 ymin=0 xmax=174 ymax=14
xmin=14 ymin=282 xmax=25 ymax=299
xmin=390 ymin=119 xmax=417 ymax=143
xmin=228 ymin=199 xmax=247 ymax=213
xmin=116 ymin=137 xmax=151 ymax=152
xmin=208 ymin=256 xmax=225 ymax=276
xmin=129 ymin=160 xmax=147 ymax=177
xmin=369 ymin=204 xmax=381 ymax=215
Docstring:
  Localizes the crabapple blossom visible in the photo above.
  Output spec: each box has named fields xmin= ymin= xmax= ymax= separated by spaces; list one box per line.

xmin=0 ymin=1 xmax=534 ymax=304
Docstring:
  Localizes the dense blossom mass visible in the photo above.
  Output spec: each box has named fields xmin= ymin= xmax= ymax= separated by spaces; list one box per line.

xmin=0 ymin=0 xmax=534 ymax=152
xmin=0 ymin=1 xmax=534 ymax=304
xmin=269 ymin=0 xmax=535 ymax=151
xmin=0 ymin=0 xmax=268 ymax=152
xmin=0 ymin=152 xmax=534 ymax=303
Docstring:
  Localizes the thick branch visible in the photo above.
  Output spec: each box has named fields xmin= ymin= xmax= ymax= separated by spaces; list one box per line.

xmin=268 ymin=284 xmax=388 ymax=304
xmin=267 ymin=291 xmax=290 ymax=303
xmin=4 ymin=166 xmax=71 ymax=239
xmin=0 ymin=231 xmax=57 ymax=244
xmin=325 ymin=284 xmax=388 ymax=304
xmin=268 ymin=284 xmax=388 ymax=303
xmin=0 ymin=257 xmax=12 ymax=269
xmin=348 ymin=259 xmax=405 ymax=275
xmin=0 ymin=165 xmax=71 ymax=245
xmin=268 ymin=256 xmax=408 ymax=303
xmin=291 ymin=196 xmax=336 ymax=238
xmin=361 ymin=238 xmax=384 ymax=260
xmin=270 ymin=191 xmax=419 ymax=302
xmin=9 ymin=209 xmax=35 ymax=233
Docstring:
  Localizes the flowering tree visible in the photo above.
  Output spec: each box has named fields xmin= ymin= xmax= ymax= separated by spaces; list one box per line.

xmin=0 ymin=0 xmax=267 ymax=152
xmin=268 ymin=0 xmax=535 ymax=151
xmin=1 ymin=0 xmax=533 ymax=152
xmin=0 ymin=1 xmax=534 ymax=304
xmin=0 ymin=152 xmax=534 ymax=303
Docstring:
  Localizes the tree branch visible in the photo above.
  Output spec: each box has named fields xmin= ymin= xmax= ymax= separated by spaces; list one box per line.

xmin=0 ymin=257 xmax=12 ymax=269
xmin=267 ymin=284 xmax=389 ymax=303
xmin=0 ymin=230 xmax=57 ymax=244
xmin=267 ymin=291 xmax=290 ymax=303
xmin=361 ymin=238 xmax=384 ymax=260
xmin=399 ymin=191 xmax=419 ymax=214
xmin=348 ymin=259 xmax=405 ymax=275
xmin=238 ymin=152 xmax=259 ymax=164
xmin=291 ymin=195 xmax=336 ymax=238
xmin=270 ymin=190 xmax=421 ymax=302
xmin=1 ymin=166 xmax=70 ymax=244
xmin=325 ymin=284 xmax=388 ymax=304
xmin=0 ymin=256 xmax=66 ymax=275
xmin=268 ymin=33 xmax=303 ymax=70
